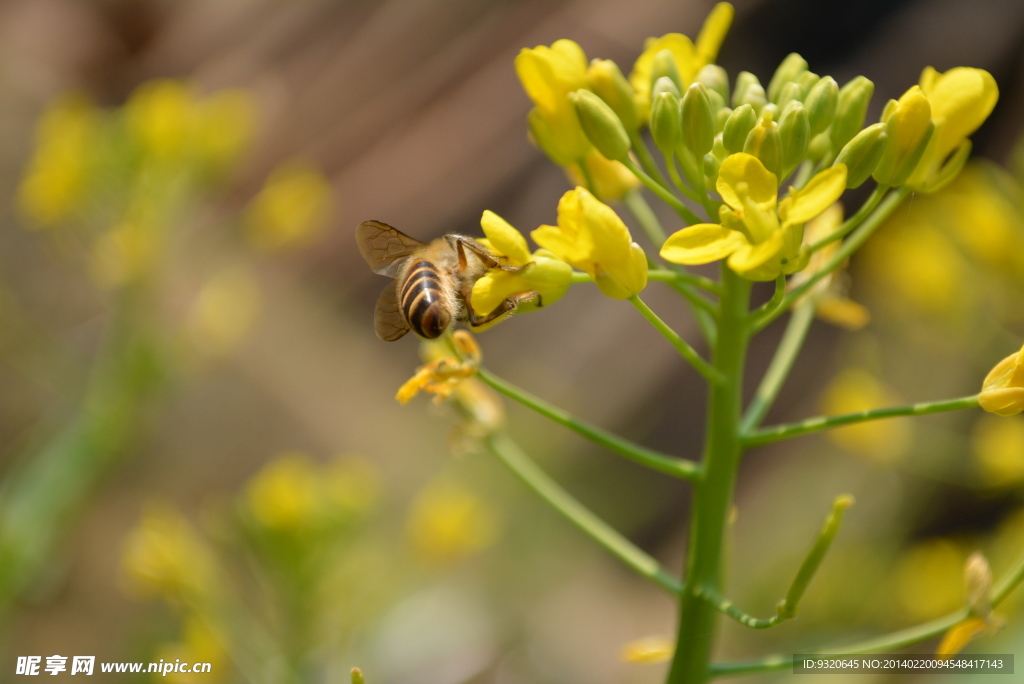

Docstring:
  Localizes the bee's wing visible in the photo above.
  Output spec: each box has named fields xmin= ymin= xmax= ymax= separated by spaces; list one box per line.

xmin=374 ymin=279 xmax=410 ymax=341
xmin=356 ymin=220 xmax=426 ymax=278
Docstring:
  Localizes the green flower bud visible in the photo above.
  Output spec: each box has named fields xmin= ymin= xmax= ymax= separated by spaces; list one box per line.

xmin=681 ymin=83 xmax=716 ymax=158
xmin=872 ymin=89 xmax=934 ymax=187
xmin=723 ymin=103 xmax=757 ymax=153
xmin=706 ymin=89 xmax=726 ymax=117
xmin=588 ymin=59 xmax=640 ymax=131
xmin=704 ymin=151 xmax=722 ymax=185
xmin=744 ymin=110 xmax=782 ymax=177
xmin=835 ymin=122 xmax=886 ymax=188
xmin=715 ymin=106 xmax=732 ymax=133
xmin=830 ymin=76 xmax=874 ymax=155
xmin=797 ymin=71 xmax=820 ymax=96
xmin=767 ymin=53 xmax=808 ymax=104
xmin=807 ymin=131 xmax=832 ymax=163
xmin=570 ymin=89 xmax=631 ymax=162
xmin=737 ymin=81 xmax=767 ymax=112
xmin=650 ymin=91 xmax=681 ymax=153
xmin=651 ymin=49 xmax=682 ymax=94
xmin=695 ymin=63 xmax=730 ymax=104
xmin=777 ymin=82 xmax=804 ymax=110
xmin=805 ymin=76 xmax=838 ymax=135
xmin=779 ymin=102 xmax=810 ymax=176
xmin=732 ymin=71 xmax=762 ymax=109
xmin=652 ymin=75 xmax=681 ymax=101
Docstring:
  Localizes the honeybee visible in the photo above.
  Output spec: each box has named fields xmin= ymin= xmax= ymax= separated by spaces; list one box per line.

xmin=356 ymin=220 xmax=541 ymax=341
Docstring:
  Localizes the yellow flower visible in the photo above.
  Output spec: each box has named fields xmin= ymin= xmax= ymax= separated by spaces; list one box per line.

xmin=18 ymin=94 xmax=99 ymax=227
xmin=565 ymin=148 xmax=640 ymax=201
xmin=396 ymin=331 xmax=482 ymax=404
xmin=873 ymin=86 xmax=934 ymax=187
xmin=906 ymin=67 xmax=998 ymax=192
xmin=244 ymin=160 xmax=333 ymax=252
xmin=790 ymin=203 xmax=870 ymax=329
xmin=470 ymin=210 xmax=572 ymax=324
xmin=405 ymin=477 xmax=500 ymax=565
xmin=184 ymin=265 xmax=261 ymax=359
xmin=191 ymin=89 xmax=256 ymax=176
xmin=155 ymin=616 xmax=227 ymax=684
xmin=122 ymin=502 xmax=216 ymax=601
xmin=532 ymin=187 xmax=648 ymax=298
xmin=125 ymin=80 xmax=196 ymax=162
xmin=660 ymin=153 xmax=846 ymax=281
xmin=629 ymin=2 xmax=734 ymax=118
xmin=979 ymin=343 xmax=1024 ymax=416
xmin=620 ymin=635 xmax=673 ymax=664
xmin=245 ymin=452 xmax=322 ymax=532
xmin=517 ymin=39 xmax=591 ymax=165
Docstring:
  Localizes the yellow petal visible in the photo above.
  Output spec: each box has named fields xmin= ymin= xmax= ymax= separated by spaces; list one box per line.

xmin=630 ymin=33 xmax=697 ymax=115
xmin=480 ymin=210 xmax=531 ymax=265
xmin=515 ymin=41 xmax=588 ymax=114
xmin=695 ymin=2 xmax=734 ymax=62
xmin=727 ymin=229 xmax=785 ymax=277
xmin=937 ymin=617 xmax=991 ymax=658
xmin=782 ymin=164 xmax=848 ymax=225
xmin=920 ymin=67 xmax=998 ymax=162
xmin=471 ymin=254 xmax=571 ymax=315
xmin=979 ymin=343 xmax=1024 ymax=416
xmin=620 ymin=635 xmax=674 ymax=664
xmin=717 ymin=153 xmax=777 ymax=210
xmin=661 ymin=223 xmax=745 ymax=264
xmin=594 ymin=241 xmax=648 ymax=299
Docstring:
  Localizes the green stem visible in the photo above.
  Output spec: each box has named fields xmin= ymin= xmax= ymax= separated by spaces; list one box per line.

xmin=623 ymin=158 xmax=702 ymax=225
xmin=485 ymin=431 xmax=682 ymax=595
xmin=630 ymin=131 xmax=671 ymax=190
xmin=649 ymin=269 xmax=721 ymax=294
xmin=665 ymin=152 xmax=703 ymax=203
xmin=623 ymin=188 xmax=668 ymax=248
xmin=668 ymin=267 xmax=752 ymax=684
xmin=629 ymin=295 xmax=721 ymax=384
xmin=758 ymin=187 xmax=910 ymax=329
xmin=749 ymin=275 xmax=786 ymax=322
xmin=809 ymin=185 xmax=889 ymax=253
xmin=743 ymin=395 xmax=980 ymax=447
xmin=740 ymin=301 xmax=815 ymax=434
xmin=710 ymin=529 xmax=1024 ymax=678
xmin=694 ymin=587 xmax=788 ymax=630
xmin=477 ymin=368 xmax=699 ymax=481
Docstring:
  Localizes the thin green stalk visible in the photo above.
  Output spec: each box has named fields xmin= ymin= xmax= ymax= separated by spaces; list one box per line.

xmin=758 ymin=187 xmax=910 ymax=329
xmin=630 ymin=131 xmax=671 ymax=189
xmin=628 ymin=295 xmax=721 ymax=384
xmin=668 ymin=267 xmax=752 ymax=684
xmin=694 ymin=587 xmax=788 ymax=629
xmin=665 ymin=152 xmax=703 ymax=203
xmin=622 ymin=158 xmax=702 ymax=225
xmin=648 ymin=269 xmax=721 ymax=294
xmin=740 ymin=301 xmax=815 ymax=433
xmin=809 ymin=185 xmax=889 ymax=253
xmin=623 ymin=191 xmax=718 ymax=343
xmin=485 ymin=431 xmax=682 ymax=595
xmin=711 ymin=532 xmax=1024 ymax=678
xmin=749 ymin=275 xmax=786 ymax=322
xmin=477 ymin=368 xmax=699 ymax=481
xmin=744 ymin=395 xmax=981 ymax=447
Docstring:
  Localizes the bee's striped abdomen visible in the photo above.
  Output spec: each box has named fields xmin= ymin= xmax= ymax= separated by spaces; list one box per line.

xmin=399 ymin=259 xmax=452 ymax=339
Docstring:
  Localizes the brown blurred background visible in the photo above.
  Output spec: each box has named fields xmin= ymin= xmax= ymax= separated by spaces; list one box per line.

xmin=1 ymin=1 xmax=1024 ymax=682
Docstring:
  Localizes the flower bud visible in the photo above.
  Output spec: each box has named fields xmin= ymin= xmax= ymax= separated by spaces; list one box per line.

xmin=681 ymin=83 xmax=716 ymax=158
xmin=588 ymin=59 xmax=640 ymax=130
xmin=732 ymin=71 xmax=763 ymax=109
xmin=715 ymin=107 xmax=732 ymax=133
xmin=872 ymin=87 xmax=934 ymax=187
xmin=979 ymin=342 xmax=1024 ymax=416
xmin=651 ymin=75 xmax=681 ymax=101
xmin=830 ymin=76 xmax=874 ymax=154
xmin=527 ymin=108 xmax=579 ymax=166
xmin=797 ymin=71 xmax=821 ymax=94
xmin=723 ymin=103 xmax=757 ymax=153
xmin=779 ymin=102 xmax=809 ymax=176
xmin=650 ymin=91 xmax=681 ymax=153
xmin=805 ymin=76 xmax=838 ymax=135
xmin=834 ymin=122 xmax=886 ymax=188
xmin=570 ymin=89 xmax=631 ymax=162
xmin=737 ymin=81 xmax=767 ymax=112
xmin=964 ymin=552 xmax=993 ymax=616
xmin=651 ymin=49 xmax=683 ymax=95
xmin=807 ymin=131 xmax=832 ymax=163
xmin=767 ymin=53 xmax=808 ymax=104
xmin=706 ymin=89 xmax=727 ymax=116
xmin=695 ymin=63 xmax=730 ymax=104
xmin=744 ymin=110 xmax=781 ymax=177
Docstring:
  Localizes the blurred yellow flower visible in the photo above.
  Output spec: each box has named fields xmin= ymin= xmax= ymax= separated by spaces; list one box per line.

xmin=245 ymin=452 xmax=322 ymax=532
xmin=184 ymin=264 xmax=261 ymax=359
xmin=565 ymin=148 xmax=640 ymax=201
xmin=629 ymin=2 xmax=734 ymax=118
xmin=191 ymin=89 xmax=256 ymax=175
xmin=18 ymin=94 xmax=99 ymax=227
xmin=89 ymin=216 xmax=165 ymax=289
xmin=821 ymin=368 xmax=910 ymax=463
xmin=532 ymin=187 xmax=648 ymax=298
xmin=661 ymin=153 xmax=846 ymax=281
xmin=470 ymin=210 xmax=572 ymax=324
xmin=893 ymin=538 xmax=965 ymax=621
xmin=517 ymin=39 xmax=591 ymax=166
xmin=326 ymin=456 xmax=381 ymax=515
xmin=244 ymin=160 xmax=334 ymax=252
xmin=979 ymin=343 xmax=1024 ymax=416
xmin=405 ymin=478 xmax=499 ymax=564
xmin=122 ymin=502 xmax=216 ymax=601
xmin=972 ymin=415 xmax=1024 ymax=485
xmin=154 ymin=615 xmax=227 ymax=683
xmin=620 ymin=635 xmax=673 ymax=664
xmin=125 ymin=80 xmax=196 ymax=162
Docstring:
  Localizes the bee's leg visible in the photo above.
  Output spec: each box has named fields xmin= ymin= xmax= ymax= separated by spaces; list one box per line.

xmin=449 ymin=236 xmax=528 ymax=273
xmin=464 ymin=289 xmax=542 ymax=327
